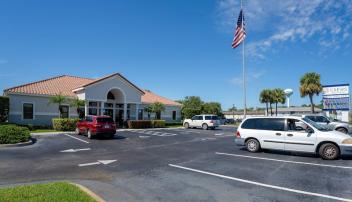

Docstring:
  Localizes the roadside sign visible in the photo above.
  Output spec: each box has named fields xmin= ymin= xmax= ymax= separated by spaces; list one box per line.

xmin=322 ymin=84 xmax=350 ymax=111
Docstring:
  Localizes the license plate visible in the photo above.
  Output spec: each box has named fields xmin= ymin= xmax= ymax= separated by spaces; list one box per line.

xmin=104 ymin=125 xmax=110 ymax=129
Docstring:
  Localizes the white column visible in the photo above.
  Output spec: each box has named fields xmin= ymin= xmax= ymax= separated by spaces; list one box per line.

xmin=101 ymin=101 xmax=104 ymax=116
xmin=135 ymin=104 xmax=139 ymax=120
xmin=85 ymin=101 xmax=88 ymax=116
xmin=123 ymin=103 xmax=127 ymax=121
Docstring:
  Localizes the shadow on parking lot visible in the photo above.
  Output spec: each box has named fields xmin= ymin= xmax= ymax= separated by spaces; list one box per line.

xmin=94 ymin=135 xmax=127 ymax=140
xmin=238 ymin=147 xmax=352 ymax=160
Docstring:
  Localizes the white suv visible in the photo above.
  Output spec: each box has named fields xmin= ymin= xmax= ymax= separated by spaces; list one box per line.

xmin=235 ymin=116 xmax=352 ymax=160
xmin=183 ymin=115 xmax=220 ymax=130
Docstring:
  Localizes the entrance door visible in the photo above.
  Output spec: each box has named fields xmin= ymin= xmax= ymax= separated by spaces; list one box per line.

xmin=115 ymin=109 xmax=124 ymax=127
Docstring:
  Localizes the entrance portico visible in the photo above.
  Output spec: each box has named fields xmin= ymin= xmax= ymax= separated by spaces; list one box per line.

xmin=74 ymin=73 xmax=144 ymax=126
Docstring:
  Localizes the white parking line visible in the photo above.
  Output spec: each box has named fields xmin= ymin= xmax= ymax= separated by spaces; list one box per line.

xmin=64 ymin=134 xmax=89 ymax=144
xmin=215 ymin=152 xmax=352 ymax=170
xmin=169 ymin=164 xmax=352 ymax=202
xmin=214 ymin=133 xmax=224 ymax=136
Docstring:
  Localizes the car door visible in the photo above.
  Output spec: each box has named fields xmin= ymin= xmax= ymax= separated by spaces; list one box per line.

xmin=189 ymin=116 xmax=198 ymax=127
xmin=196 ymin=116 xmax=204 ymax=127
xmin=284 ymin=118 xmax=317 ymax=153
xmin=256 ymin=118 xmax=285 ymax=150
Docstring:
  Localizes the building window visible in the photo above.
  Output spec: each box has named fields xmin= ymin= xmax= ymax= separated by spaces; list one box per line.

xmin=172 ymin=111 xmax=176 ymax=120
xmin=138 ymin=109 xmax=143 ymax=120
xmin=88 ymin=101 xmax=100 ymax=115
xmin=59 ymin=105 xmax=69 ymax=118
xmin=107 ymin=92 xmax=115 ymax=100
xmin=89 ymin=108 xmax=98 ymax=115
xmin=23 ymin=103 xmax=34 ymax=119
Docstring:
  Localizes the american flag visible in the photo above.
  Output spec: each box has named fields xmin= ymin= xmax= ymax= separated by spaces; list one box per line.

xmin=232 ymin=9 xmax=246 ymax=49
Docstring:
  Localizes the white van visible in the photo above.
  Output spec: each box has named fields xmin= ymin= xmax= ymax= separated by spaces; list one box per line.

xmin=235 ymin=116 xmax=352 ymax=160
xmin=183 ymin=115 xmax=220 ymax=130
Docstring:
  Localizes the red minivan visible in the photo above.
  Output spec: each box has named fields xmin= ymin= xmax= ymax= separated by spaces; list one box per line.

xmin=75 ymin=115 xmax=116 ymax=139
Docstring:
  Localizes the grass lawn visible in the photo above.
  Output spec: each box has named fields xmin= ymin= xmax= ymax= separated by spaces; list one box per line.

xmin=165 ymin=124 xmax=183 ymax=128
xmin=0 ymin=182 xmax=96 ymax=202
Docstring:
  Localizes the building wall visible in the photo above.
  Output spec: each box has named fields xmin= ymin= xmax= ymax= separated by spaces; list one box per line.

xmin=8 ymin=94 xmax=78 ymax=126
xmin=139 ymin=104 xmax=181 ymax=122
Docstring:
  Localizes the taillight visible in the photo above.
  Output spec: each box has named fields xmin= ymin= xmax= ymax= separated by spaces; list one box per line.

xmin=94 ymin=124 xmax=102 ymax=128
xmin=235 ymin=131 xmax=241 ymax=138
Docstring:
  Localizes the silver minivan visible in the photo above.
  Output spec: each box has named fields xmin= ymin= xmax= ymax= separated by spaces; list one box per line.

xmin=235 ymin=116 xmax=352 ymax=160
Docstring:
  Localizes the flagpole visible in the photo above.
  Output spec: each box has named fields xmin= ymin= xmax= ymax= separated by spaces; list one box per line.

xmin=241 ymin=0 xmax=247 ymax=119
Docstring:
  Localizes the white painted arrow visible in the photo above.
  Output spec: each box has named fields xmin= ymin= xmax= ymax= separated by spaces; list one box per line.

xmin=61 ymin=148 xmax=91 ymax=153
xmin=78 ymin=160 xmax=117 ymax=167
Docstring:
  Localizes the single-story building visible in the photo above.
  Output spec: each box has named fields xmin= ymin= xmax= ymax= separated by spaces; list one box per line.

xmin=3 ymin=73 xmax=182 ymax=126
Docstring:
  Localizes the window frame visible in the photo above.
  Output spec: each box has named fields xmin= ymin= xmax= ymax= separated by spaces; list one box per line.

xmin=59 ymin=104 xmax=70 ymax=118
xmin=22 ymin=102 xmax=35 ymax=120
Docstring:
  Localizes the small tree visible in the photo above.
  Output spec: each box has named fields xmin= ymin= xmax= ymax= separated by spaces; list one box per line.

xmin=144 ymin=106 xmax=153 ymax=120
xmin=299 ymin=72 xmax=323 ymax=113
xmin=70 ymin=98 xmax=85 ymax=118
xmin=259 ymin=89 xmax=271 ymax=116
xmin=272 ymin=88 xmax=286 ymax=116
xmin=48 ymin=93 xmax=67 ymax=118
xmin=149 ymin=102 xmax=165 ymax=119
xmin=180 ymin=96 xmax=203 ymax=119
xmin=202 ymin=102 xmax=223 ymax=116
xmin=0 ymin=96 xmax=9 ymax=122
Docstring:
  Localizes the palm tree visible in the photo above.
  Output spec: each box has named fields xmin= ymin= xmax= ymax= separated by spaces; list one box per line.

xmin=272 ymin=88 xmax=286 ymax=116
xmin=149 ymin=102 xmax=165 ymax=119
xmin=300 ymin=72 xmax=323 ymax=113
xmin=70 ymin=98 xmax=85 ymax=118
xmin=259 ymin=89 xmax=271 ymax=116
xmin=48 ymin=93 xmax=67 ymax=118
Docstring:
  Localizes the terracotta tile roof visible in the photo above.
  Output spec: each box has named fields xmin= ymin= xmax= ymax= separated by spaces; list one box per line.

xmin=4 ymin=74 xmax=181 ymax=106
xmin=142 ymin=90 xmax=182 ymax=106
xmin=4 ymin=75 xmax=94 ymax=97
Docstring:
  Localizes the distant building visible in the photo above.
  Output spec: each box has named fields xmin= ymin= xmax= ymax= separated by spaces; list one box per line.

xmin=3 ymin=73 xmax=182 ymax=126
xmin=223 ymin=107 xmax=322 ymax=120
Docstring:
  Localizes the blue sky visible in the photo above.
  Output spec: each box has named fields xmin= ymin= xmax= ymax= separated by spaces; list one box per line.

xmin=0 ymin=0 xmax=351 ymax=110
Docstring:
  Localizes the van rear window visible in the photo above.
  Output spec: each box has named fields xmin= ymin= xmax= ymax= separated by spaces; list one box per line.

xmin=241 ymin=118 xmax=285 ymax=131
xmin=205 ymin=116 xmax=218 ymax=120
xmin=97 ymin=118 xmax=114 ymax=123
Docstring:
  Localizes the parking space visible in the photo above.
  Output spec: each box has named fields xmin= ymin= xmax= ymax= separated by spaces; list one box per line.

xmin=1 ymin=126 xmax=352 ymax=201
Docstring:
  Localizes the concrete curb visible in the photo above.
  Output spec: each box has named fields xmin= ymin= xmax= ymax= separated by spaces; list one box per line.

xmin=31 ymin=131 xmax=75 ymax=136
xmin=117 ymin=127 xmax=184 ymax=131
xmin=71 ymin=183 xmax=106 ymax=202
xmin=0 ymin=138 xmax=35 ymax=148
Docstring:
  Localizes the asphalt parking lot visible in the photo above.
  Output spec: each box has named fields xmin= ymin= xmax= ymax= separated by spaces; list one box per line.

xmin=1 ymin=126 xmax=352 ymax=202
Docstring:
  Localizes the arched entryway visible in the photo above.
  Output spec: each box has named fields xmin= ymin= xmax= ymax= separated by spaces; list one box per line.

xmin=102 ymin=88 xmax=127 ymax=127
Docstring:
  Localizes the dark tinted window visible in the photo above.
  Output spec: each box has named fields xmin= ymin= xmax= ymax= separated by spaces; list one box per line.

xmin=23 ymin=103 xmax=33 ymax=119
xmin=97 ymin=117 xmax=114 ymax=123
xmin=305 ymin=116 xmax=316 ymax=122
xmin=59 ymin=105 xmax=69 ymax=118
xmin=172 ymin=111 xmax=176 ymax=120
xmin=85 ymin=116 xmax=93 ymax=122
xmin=241 ymin=118 xmax=285 ymax=131
xmin=205 ymin=116 xmax=219 ymax=120
xmin=315 ymin=116 xmax=328 ymax=122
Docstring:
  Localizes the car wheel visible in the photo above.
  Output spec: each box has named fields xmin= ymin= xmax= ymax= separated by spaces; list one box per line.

xmin=336 ymin=127 xmax=348 ymax=134
xmin=184 ymin=122 xmax=189 ymax=129
xmin=87 ymin=130 xmax=93 ymax=139
xmin=319 ymin=143 xmax=340 ymax=160
xmin=75 ymin=128 xmax=81 ymax=135
xmin=246 ymin=139 xmax=260 ymax=152
xmin=202 ymin=123 xmax=208 ymax=130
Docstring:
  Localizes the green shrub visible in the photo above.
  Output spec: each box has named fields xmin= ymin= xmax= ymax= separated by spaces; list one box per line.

xmin=127 ymin=120 xmax=153 ymax=129
xmin=0 ymin=125 xmax=31 ymax=144
xmin=52 ymin=118 xmax=79 ymax=131
xmin=152 ymin=120 xmax=166 ymax=128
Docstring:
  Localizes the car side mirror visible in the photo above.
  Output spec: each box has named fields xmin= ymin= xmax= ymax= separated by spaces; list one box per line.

xmin=305 ymin=128 xmax=314 ymax=134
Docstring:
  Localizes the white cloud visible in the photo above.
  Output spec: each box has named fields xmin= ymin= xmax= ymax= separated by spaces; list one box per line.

xmin=217 ymin=0 xmax=352 ymax=58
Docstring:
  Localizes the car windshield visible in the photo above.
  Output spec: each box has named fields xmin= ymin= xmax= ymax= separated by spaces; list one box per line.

xmin=302 ymin=117 xmax=330 ymax=131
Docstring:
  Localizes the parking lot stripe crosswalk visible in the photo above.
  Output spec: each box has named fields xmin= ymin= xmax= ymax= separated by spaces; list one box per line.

xmin=169 ymin=164 xmax=352 ymax=202
xmin=64 ymin=134 xmax=89 ymax=144
xmin=215 ymin=152 xmax=352 ymax=170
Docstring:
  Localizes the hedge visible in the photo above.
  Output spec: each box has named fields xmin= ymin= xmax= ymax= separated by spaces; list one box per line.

xmin=127 ymin=120 xmax=153 ymax=129
xmin=0 ymin=125 xmax=31 ymax=144
xmin=127 ymin=120 xmax=166 ymax=129
xmin=152 ymin=120 xmax=166 ymax=128
xmin=52 ymin=118 xmax=79 ymax=131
